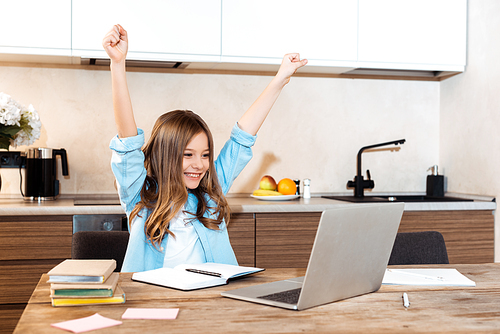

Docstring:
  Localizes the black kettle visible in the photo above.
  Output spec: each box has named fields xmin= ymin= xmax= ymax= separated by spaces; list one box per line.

xmin=23 ymin=148 xmax=69 ymax=201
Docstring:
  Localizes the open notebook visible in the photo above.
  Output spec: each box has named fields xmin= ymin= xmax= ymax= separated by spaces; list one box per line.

xmin=132 ymin=263 xmax=264 ymax=291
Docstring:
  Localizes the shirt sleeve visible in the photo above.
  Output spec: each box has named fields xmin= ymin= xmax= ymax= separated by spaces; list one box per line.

xmin=109 ymin=129 xmax=147 ymax=215
xmin=214 ymin=123 xmax=257 ymax=194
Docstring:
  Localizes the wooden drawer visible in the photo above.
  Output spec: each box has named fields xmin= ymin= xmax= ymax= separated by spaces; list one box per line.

xmin=254 ymin=210 xmax=494 ymax=268
xmin=255 ymin=212 xmax=322 ymax=268
xmin=0 ymin=259 xmax=63 ymax=304
xmin=399 ymin=210 xmax=494 ymax=264
xmin=0 ymin=216 xmax=73 ymax=261
xmin=228 ymin=213 xmax=255 ymax=267
xmin=0 ymin=303 xmax=25 ymax=334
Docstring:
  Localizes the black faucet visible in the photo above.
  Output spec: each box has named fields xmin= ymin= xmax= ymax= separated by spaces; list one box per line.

xmin=347 ymin=139 xmax=406 ymax=197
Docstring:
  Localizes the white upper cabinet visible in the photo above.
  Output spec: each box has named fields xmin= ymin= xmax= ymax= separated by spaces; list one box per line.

xmin=72 ymin=0 xmax=221 ymax=62
xmin=0 ymin=0 xmax=71 ymax=56
xmin=0 ymin=0 xmax=467 ymax=76
xmin=220 ymin=0 xmax=358 ymax=72
xmin=357 ymin=0 xmax=467 ymax=71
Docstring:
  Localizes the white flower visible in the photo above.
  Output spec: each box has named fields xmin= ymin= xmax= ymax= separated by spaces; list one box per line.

xmin=0 ymin=92 xmax=42 ymax=149
xmin=0 ymin=93 xmax=22 ymax=127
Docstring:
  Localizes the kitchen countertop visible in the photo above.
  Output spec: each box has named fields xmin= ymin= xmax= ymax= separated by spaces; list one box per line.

xmin=0 ymin=193 xmax=495 ymax=216
xmin=0 ymin=198 xmax=124 ymax=216
xmin=228 ymin=195 xmax=496 ymax=213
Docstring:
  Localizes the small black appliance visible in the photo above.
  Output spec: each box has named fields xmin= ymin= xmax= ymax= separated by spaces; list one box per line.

xmin=23 ymin=148 xmax=68 ymax=201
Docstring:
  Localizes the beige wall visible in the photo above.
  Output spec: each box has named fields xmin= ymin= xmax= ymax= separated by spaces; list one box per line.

xmin=440 ymin=0 xmax=500 ymax=261
xmin=0 ymin=66 xmax=439 ymax=196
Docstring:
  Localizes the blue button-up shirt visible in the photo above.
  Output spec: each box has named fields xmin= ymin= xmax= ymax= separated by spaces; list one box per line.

xmin=110 ymin=123 xmax=257 ymax=272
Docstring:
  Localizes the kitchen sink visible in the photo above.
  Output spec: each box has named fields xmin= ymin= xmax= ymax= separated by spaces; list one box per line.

xmin=322 ymin=195 xmax=474 ymax=203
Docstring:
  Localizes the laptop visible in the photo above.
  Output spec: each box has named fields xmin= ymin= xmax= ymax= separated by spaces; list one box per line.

xmin=221 ymin=203 xmax=405 ymax=310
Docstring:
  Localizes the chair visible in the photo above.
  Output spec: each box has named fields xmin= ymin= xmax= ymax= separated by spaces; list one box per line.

xmin=71 ymin=231 xmax=130 ymax=272
xmin=388 ymin=231 xmax=449 ymax=265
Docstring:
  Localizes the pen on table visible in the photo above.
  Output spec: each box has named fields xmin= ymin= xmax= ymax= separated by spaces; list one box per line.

xmin=387 ymin=269 xmax=444 ymax=281
xmin=185 ymin=268 xmax=222 ymax=277
xmin=402 ymin=292 xmax=410 ymax=308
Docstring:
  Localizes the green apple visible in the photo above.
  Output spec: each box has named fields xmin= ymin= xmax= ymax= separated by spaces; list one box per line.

xmin=259 ymin=175 xmax=277 ymax=191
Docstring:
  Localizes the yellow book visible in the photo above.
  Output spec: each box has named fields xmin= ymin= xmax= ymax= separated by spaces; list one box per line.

xmin=47 ymin=259 xmax=116 ymax=284
xmin=51 ymin=285 xmax=125 ymax=307
xmin=50 ymin=273 xmax=119 ymax=298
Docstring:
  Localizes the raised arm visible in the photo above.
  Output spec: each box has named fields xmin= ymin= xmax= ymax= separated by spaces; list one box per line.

xmin=237 ymin=53 xmax=308 ymax=136
xmin=102 ymin=24 xmax=137 ymax=138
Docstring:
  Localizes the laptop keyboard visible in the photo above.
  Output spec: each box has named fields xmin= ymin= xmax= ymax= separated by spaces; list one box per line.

xmin=257 ymin=288 xmax=302 ymax=304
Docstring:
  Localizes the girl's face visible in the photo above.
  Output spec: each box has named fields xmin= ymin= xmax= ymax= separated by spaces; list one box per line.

xmin=182 ymin=131 xmax=210 ymax=189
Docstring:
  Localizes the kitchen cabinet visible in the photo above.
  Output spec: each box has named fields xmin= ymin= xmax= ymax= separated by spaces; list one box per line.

xmin=254 ymin=210 xmax=494 ymax=268
xmin=0 ymin=0 xmax=71 ymax=56
xmin=357 ymin=0 xmax=467 ymax=72
xmin=0 ymin=215 xmax=73 ymax=334
xmin=221 ymin=0 xmax=358 ymax=72
xmin=0 ymin=207 xmax=492 ymax=331
xmin=220 ymin=0 xmax=466 ymax=74
xmin=0 ymin=0 xmax=467 ymax=78
xmin=256 ymin=212 xmax=322 ymax=268
xmin=398 ymin=211 xmax=494 ymax=264
xmin=227 ymin=213 xmax=255 ymax=267
xmin=71 ymin=0 xmax=221 ymax=62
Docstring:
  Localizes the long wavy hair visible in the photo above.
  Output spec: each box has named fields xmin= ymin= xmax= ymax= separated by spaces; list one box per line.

xmin=129 ymin=110 xmax=230 ymax=249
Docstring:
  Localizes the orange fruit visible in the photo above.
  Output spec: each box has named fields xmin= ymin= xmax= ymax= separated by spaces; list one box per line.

xmin=277 ymin=178 xmax=296 ymax=195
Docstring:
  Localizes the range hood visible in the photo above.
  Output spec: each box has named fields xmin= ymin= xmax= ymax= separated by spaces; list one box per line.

xmin=344 ymin=68 xmax=453 ymax=78
xmin=79 ymin=58 xmax=458 ymax=80
xmin=81 ymin=58 xmax=189 ymax=69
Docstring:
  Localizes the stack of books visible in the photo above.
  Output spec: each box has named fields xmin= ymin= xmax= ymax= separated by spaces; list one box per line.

xmin=47 ymin=259 xmax=125 ymax=307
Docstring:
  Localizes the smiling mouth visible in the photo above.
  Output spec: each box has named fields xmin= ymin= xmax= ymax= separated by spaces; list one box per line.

xmin=185 ymin=173 xmax=202 ymax=179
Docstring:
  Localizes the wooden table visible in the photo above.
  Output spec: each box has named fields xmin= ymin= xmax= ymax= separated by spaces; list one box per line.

xmin=13 ymin=264 xmax=500 ymax=333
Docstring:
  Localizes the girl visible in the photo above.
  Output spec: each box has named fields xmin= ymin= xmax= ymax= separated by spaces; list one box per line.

xmin=103 ymin=24 xmax=307 ymax=272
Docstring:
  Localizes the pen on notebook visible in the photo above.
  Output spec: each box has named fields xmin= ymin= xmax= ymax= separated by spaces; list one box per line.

xmin=185 ymin=269 xmax=221 ymax=278
xmin=387 ymin=269 xmax=444 ymax=281
xmin=402 ymin=292 xmax=410 ymax=308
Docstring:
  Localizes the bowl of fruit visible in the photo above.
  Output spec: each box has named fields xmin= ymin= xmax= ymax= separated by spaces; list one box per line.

xmin=251 ymin=175 xmax=300 ymax=201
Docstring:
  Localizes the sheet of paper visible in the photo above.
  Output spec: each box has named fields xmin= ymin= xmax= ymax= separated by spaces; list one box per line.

xmin=51 ymin=313 xmax=122 ymax=333
xmin=382 ymin=268 xmax=476 ymax=286
xmin=122 ymin=308 xmax=179 ymax=319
